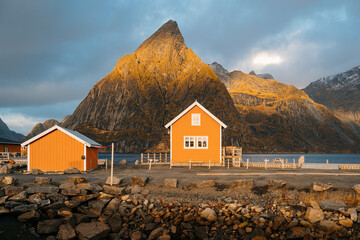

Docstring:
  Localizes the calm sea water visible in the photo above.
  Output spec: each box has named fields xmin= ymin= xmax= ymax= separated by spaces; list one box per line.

xmin=99 ymin=153 xmax=360 ymax=165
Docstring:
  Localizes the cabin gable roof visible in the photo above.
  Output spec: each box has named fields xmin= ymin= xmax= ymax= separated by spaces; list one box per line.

xmin=21 ymin=125 xmax=101 ymax=148
xmin=165 ymin=101 xmax=227 ymax=129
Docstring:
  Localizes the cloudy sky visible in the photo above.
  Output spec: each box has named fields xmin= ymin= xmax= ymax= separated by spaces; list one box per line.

xmin=1 ymin=0 xmax=359 ymax=135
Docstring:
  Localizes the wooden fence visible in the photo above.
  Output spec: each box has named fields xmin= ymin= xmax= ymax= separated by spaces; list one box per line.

xmin=141 ymin=152 xmax=170 ymax=164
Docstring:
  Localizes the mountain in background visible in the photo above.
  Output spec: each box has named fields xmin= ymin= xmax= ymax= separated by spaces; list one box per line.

xmin=62 ymin=20 xmax=243 ymax=152
xmin=210 ymin=64 xmax=360 ymax=153
xmin=249 ymin=70 xmax=274 ymax=80
xmin=20 ymin=119 xmax=59 ymax=142
xmin=304 ymin=66 xmax=360 ymax=133
xmin=0 ymin=118 xmax=24 ymax=141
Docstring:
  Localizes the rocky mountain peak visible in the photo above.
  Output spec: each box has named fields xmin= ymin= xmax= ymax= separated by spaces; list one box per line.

xmin=248 ymin=70 xmax=274 ymax=80
xmin=134 ymin=20 xmax=185 ymax=54
xmin=209 ymin=62 xmax=228 ymax=74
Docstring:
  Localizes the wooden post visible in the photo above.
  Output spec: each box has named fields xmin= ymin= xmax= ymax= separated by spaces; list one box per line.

xmin=160 ymin=153 xmax=162 ymax=163
xmin=222 ymin=148 xmax=225 ymax=166
xmin=326 ymin=159 xmax=328 ymax=164
xmin=227 ymin=159 xmax=229 ymax=170
xmin=264 ymin=159 xmax=268 ymax=169
xmin=149 ymin=159 xmax=152 ymax=170
xmin=110 ymin=143 xmax=114 ymax=186
xmin=141 ymin=153 xmax=143 ymax=164
xmin=246 ymin=159 xmax=249 ymax=169
xmin=293 ymin=159 xmax=296 ymax=169
xmin=281 ymin=160 xmax=284 ymax=169
xmin=153 ymin=153 xmax=156 ymax=163
xmin=165 ymin=153 xmax=167 ymax=163
xmin=232 ymin=147 xmax=235 ymax=167
xmin=105 ymin=159 xmax=108 ymax=170
xmin=147 ymin=153 xmax=149 ymax=163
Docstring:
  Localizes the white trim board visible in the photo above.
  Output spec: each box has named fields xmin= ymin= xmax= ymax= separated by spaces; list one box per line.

xmin=21 ymin=125 xmax=101 ymax=148
xmin=165 ymin=101 xmax=227 ymax=128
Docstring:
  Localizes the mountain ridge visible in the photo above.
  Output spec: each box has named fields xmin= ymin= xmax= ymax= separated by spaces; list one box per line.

xmin=0 ymin=118 xmax=24 ymax=141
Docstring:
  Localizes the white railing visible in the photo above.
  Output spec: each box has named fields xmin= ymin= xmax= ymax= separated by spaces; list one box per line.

xmin=141 ymin=152 xmax=170 ymax=164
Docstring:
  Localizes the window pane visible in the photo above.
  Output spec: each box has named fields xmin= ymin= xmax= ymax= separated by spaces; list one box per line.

xmin=185 ymin=141 xmax=189 ymax=147
xmin=190 ymin=141 xmax=194 ymax=147
xmin=203 ymin=141 xmax=207 ymax=147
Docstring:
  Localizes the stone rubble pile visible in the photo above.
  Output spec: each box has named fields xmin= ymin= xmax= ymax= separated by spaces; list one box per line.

xmin=0 ymin=177 xmax=360 ymax=239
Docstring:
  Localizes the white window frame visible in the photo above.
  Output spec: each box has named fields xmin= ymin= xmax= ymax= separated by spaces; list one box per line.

xmin=191 ymin=114 xmax=201 ymax=126
xmin=184 ymin=136 xmax=196 ymax=149
xmin=197 ymin=136 xmax=208 ymax=149
xmin=184 ymin=136 xmax=208 ymax=149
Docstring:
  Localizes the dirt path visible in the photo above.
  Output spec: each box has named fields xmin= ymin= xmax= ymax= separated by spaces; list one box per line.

xmin=3 ymin=165 xmax=360 ymax=190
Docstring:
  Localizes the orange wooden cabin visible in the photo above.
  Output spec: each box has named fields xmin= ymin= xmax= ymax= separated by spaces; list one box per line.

xmin=0 ymin=137 xmax=21 ymax=153
xmin=21 ymin=125 xmax=101 ymax=172
xmin=165 ymin=101 xmax=227 ymax=166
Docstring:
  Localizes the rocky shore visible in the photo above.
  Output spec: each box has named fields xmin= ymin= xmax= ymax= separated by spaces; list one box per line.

xmin=1 ymin=171 xmax=360 ymax=240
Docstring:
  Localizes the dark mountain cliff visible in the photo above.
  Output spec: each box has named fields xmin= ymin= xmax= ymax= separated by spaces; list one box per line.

xmin=210 ymin=65 xmax=360 ymax=153
xmin=62 ymin=20 xmax=243 ymax=152
xmin=304 ymin=66 xmax=360 ymax=133
xmin=0 ymin=118 xmax=24 ymax=141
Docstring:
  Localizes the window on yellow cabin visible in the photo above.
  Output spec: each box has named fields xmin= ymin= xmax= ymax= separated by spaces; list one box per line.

xmin=191 ymin=114 xmax=200 ymax=126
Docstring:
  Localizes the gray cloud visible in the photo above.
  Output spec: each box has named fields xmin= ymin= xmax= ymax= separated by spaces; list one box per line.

xmin=0 ymin=0 xmax=360 ymax=133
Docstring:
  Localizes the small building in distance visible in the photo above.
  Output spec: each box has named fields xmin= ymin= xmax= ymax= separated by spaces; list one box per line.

xmin=0 ymin=137 xmax=21 ymax=157
xmin=21 ymin=125 xmax=101 ymax=172
xmin=165 ymin=101 xmax=227 ymax=167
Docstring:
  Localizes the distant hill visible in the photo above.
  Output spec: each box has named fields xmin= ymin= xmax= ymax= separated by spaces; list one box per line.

xmin=304 ymin=66 xmax=360 ymax=133
xmin=62 ymin=20 xmax=242 ymax=152
xmin=249 ymin=70 xmax=274 ymax=80
xmin=20 ymin=119 xmax=59 ymax=142
xmin=0 ymin=118 xmax=24 ymax=141
xmin=210 ymin=64 xmax=360 ymax=153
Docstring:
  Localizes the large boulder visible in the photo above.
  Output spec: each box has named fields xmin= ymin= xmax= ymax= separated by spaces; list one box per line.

xmin=313 ymin=182 xmax=332 ymax=192
xmin=37 ymin=219 xmax=63 ymax=234
xmin=131 ymin=176 xmax=149 ymax=187
xmin=318 ymin=220 xmax=340 ymax=234
xmin=105 ymin=177 xmax=122 ymax=185
xmin=230 ymin=179 xmax=254 ymax=189
xmin=286 ymin=227 xmax=310 ymax=239
xmin=17 ymin=210 xmax=40 ymax=222
xmin=61 ymin=188 xmax=87 ymax=196
xmin=318 ymin=200 xmax=348 ymax=211
xmin=268 ymin=179 xmax=287 ymax=189
xmin=119 ymin=159 xmax=127 ymax=165
xmin=67 ymin=176 xmax=87 ymax=183
xmin=1 ymin=176 xmax=18 ymax=185
xmin=75 ymin=222 xmax=111 ymax=240
xmin=30 ymin=169 xmax=43 ymax=175
xmin=200 ymin=208 xmax=217 ymax=222
xmin=304 ymin=207 xmax=324 ymax=224
xmin=352 ymin=184 xmax=360 ymax=194
xmin=26 ymin=185 xmax=59 ymax=194
xmin=339 ymin=219 xmax=353 ymax=228
xmin=103 ymin=185 xmax=126 ymax=195
xmin=3 ymin=186 xmax=24 ymax=196
xmin=11 ymin=204 xmax=37 ymax=214
xmin=57 ymin=223 xmax=76 ymax=240
xmin=163 ymin=178 xmax=177 ymax=188
xmin=34 ymin=177 xmax=52 ymax=184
